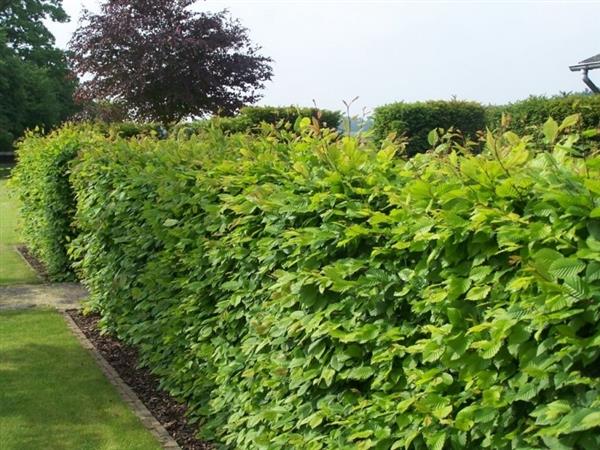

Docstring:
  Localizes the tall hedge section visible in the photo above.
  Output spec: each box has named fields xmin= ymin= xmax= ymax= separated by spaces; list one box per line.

xmin=11 ymin=123 xmax=161 ymax=280
xmin=11 ymin=125 xmax=103 ymax=280
xmin=14 ymin=116 xmax=600 ymax=449
xmin=372 ymin=100 xmax=486 ymax=155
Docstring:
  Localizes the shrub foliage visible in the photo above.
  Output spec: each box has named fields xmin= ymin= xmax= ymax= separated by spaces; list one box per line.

xmin=11 ymin=126 xmax=103 ymax=280
xmin=173 ymin=106 xmax=342 ymax=138
xmin=486 ymin=95 xmax=600 ymax=136
xmin=239 ymin=106 xmax=342 ymax=130
xmin=372 ymin=100 xmax=486 ymax=155
xmin=14 ymin=116 xmax=600 ymax=448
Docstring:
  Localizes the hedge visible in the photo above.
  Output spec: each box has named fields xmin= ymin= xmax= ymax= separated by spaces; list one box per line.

xmin=486 ymin=94 xmax=600 ymax=136
xmin=11 ymin=125 xmax=105 ymax=280
xmin=239 ymin=105 xmax=341 ymax=129
xmin=15 ymin=117 xmax=600 ymax=449
xmin=372 ymin=100 xmax=487 ymax=154
xmin=173 ymin=105 xmax=342 ymax=138
xmin=10 ymin=121 xmax=176 ymax=280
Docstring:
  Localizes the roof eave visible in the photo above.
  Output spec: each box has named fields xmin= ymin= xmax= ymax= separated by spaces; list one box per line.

xmin=570 ymin=62 xmax=600 ymax=72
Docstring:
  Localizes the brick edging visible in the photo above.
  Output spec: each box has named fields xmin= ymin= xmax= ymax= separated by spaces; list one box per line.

xmin=62 ymin=311 xmax=181 ymax=450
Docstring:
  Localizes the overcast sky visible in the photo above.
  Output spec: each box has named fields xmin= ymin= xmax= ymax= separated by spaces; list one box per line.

xmin=48 ymin=0 xmax=600 ymax=113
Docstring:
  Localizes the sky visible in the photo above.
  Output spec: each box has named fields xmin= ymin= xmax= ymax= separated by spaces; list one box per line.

xmin=48 ymin=0 xmax=600 ymax=114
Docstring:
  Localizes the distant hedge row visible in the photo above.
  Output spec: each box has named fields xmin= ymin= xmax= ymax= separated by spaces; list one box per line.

xmin=12 ymin=117 xmax=600 ymax=449
xmin=372 ymin=100 xmax=487 ymax=154
xmin=174 ymin=106 xmax=342 ymax=137
xmin=372 ymin=95 xmax=600 ymax=154
xmin=486 ymin=94 xmax=600 ymax=135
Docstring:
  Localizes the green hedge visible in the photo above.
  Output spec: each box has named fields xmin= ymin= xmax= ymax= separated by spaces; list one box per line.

xmin=372 ymin=100 xmax=487 ymax=154
xmin=14 ymin=117 xmax=600 ymax=448
xmin=239 ymin=105 xmax=341 ymax=129
xmin=103 ymin=122 xmax=167 ymax=139
xmin=64 ymin=118 xmax=600 ymax=449
xmin=9 ymin=121 xmax=161 ymax=281
xmin=11 ymin=125 xmax=103 ymax=280
xmin=173 ymin=106 xmax=342 ymax=138
xmin=486 ymin=95 xmax=600 ymax=135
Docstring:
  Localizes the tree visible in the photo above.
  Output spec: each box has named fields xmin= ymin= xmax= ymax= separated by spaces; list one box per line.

xmin=1 ymin=0 xmax=67 ymax=59
xmin=0 ymin=0 xmax=77 ymax=153
xmin=69 ymin=0 xmax=273 ymax=123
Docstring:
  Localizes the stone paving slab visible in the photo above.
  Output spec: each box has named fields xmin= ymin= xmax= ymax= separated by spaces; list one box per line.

xmin=0 ymin=282 xmax=88 ymax=310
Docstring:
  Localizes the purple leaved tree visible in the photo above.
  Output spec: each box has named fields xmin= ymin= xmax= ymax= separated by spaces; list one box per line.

xmin=69 ymin=0 xmax=273 ymax=123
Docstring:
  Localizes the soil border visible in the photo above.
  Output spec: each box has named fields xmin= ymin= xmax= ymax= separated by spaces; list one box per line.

xmin=15 ymin=245 xmax=49 ymax=281
xmin=65 ymin=310 xmax=211 ymax=450
xmin=62 ymin=311 xmax=181 ymax=450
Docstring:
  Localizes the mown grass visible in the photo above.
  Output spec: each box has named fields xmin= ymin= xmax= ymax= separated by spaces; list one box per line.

xmin=0 ymin=165 xmax=40 ymax=284
xmin=0 ymin=309 xmax=162 ymax=450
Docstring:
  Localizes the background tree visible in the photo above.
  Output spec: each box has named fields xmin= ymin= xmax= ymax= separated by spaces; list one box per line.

xmin=0 ymin=0 xmax=77 ymax=153
xmin=69 ymin=0 xmax=273 ymax=123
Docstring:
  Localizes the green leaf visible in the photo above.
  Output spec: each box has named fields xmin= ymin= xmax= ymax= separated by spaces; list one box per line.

xmin=587 ymin=220 xmax=600 ymax=240
xmin=586 ymin=237 xmax=600 ymax=252
xmin=548 ymin=258 xmax=586 ymax=279
xmin=559 ymin=113 xmax=580 ymax=131
xmin=578 ymin=411 xmax=600 ymax=431
xmin=543 ymin=117 xmax=559 ymax=143
xmin=433 ymin=404 xmax=452 ymax=419
xmin=321 ymin=367 xmax=335 ymax=386
xmin=563 ymin=276 xmax=589 ymax=300
xmin=466 ymin=285 xmax=490 ymax=301
xmin=586 ymin=262 xmax=600 ymax=282
xmin=354 ymin=324 xmax=380 ymax=342
xmin=425 ymin=431 xmax=446 ymax=450
xmin=396 ymin=398 xmax=415 ymax=413
xmin=344 ymin=366 xmax=374 ymax=380
xmin=533 ymin=248 xmax=563 ymax=278
xmin=349 ymin=430 xmax=374 ymax=441
xmin=480 ymin=339 xmax=503 ymax=359
xmin=308 ymin=413 xmax=323 ymax=429
xmin=447 ymin=277 xmax=471 ymax=300
xmin=390 ymin=440 xmax=403 ymax=450
xmin=455 ymin=405 xmax=477 ymax=431
xmin=427 ymin=129 xmax=439 ymax=146
xmin=422 ymin=341 xmax=445 ymax=362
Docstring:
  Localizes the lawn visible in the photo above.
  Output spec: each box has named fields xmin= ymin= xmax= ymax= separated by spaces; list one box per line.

xmin=0 ymin=165 xmax=40 ymax=284
xmin=0 ymin=309 xmax=162 ymax=450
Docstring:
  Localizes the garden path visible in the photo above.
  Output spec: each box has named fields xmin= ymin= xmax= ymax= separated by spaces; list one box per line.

xmin=0 ymin=282 xmax=87 ymax=310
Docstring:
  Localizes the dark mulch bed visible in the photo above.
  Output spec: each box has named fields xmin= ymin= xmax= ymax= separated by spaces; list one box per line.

xmin=16 ymin=245 xmax=49 ymax=281
xmin=67 ymin=309 xmax=212 ymax=450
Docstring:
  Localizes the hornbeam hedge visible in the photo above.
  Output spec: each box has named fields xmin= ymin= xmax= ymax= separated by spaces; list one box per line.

xmin=11 ymin=124 xmax=159 ymax=280
xmin=11 ymin=126 xmax=103 ymax=280
xmin=14 ymin=116 xmax=600 ymax=449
